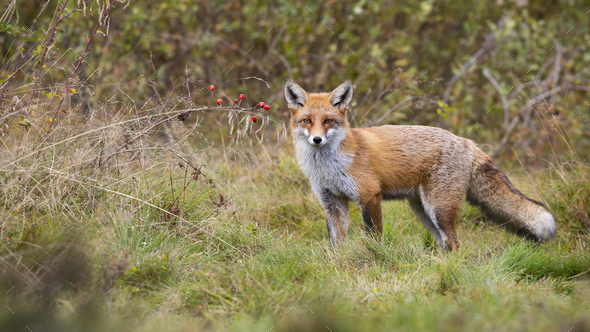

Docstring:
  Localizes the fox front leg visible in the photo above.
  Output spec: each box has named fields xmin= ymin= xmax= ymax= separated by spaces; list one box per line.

xmin=360 ymin=193 xmax=383 ymax=239
xmin=320 ymin=191 xmax=350 ymax=246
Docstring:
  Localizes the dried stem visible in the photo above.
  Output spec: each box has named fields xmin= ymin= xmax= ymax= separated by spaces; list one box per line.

xmin=97 ymin=106 xmax=269 ymax=167
xmin=146 ymin=36 xmax=161 ymax=114
xmin=482 ymin=68 xmax=510 ymax=128
xmin=185 ymin=65 xmax=192 ymax=108
xmin=24 ymin=0 xmax=72 ymax=113
xmin=0 ymin=0 xmax=93 ymax=103
xmin=48 ymin=0 xmax=118 ymax=130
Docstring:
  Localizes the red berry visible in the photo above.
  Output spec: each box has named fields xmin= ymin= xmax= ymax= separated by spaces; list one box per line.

xmin=217 ymin=99 xmax=223 ymax=105
xmin=234 ymin=99 xmax=238 ymax=103
xmin=252 ymin=116 xmax=257 ymax=123
xmin=264 ymin=105 xmax=270 ymax=111
xmin=239 ymin=94 xmax=245 ymax=100
xmin=258 ymin=102 xmax=265 ymax=108
xmin=209 ymin=85 xmax=215 ymax=91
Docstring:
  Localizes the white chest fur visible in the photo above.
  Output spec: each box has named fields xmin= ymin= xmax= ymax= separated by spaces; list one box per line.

xmin=293 ymin=128 xmax=359 ymax=204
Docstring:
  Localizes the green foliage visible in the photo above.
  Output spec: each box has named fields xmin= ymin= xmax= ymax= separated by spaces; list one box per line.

xmin=3 ymin=0 xmax=589 ymax=162
xmin=1 ymin=1 xmax=590 ymax=331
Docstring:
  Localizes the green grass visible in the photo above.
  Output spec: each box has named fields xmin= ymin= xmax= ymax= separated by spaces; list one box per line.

xmin=2 ymin=2 xmax=590 ymax=330
xmin=1 ymin=145 xmax=589 ymax=332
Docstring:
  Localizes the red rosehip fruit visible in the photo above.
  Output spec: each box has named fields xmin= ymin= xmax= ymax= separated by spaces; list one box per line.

xmin=234 ymin=99 xmax=238 ymax=104
xmin=209 ymin=85 xmax=215 ymax=91
xmin=239 ymin=94 xmax=245 ymax=100
xmin=252 ymin=116 xmax=257 ymax=123
xmin=264 ymin=105 xmax=270 ymax=111
xmin=217 ymin=99 xmax=223 ymax=105
xmin=258 ymin=102 xmax=265 ymax=108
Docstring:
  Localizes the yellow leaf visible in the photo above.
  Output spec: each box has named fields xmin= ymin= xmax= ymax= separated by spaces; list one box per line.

xmin=71 ymin=88 xmax=76 ymax=93
xmin=18 ymin=119 xmax=32 ymax=127
xmin=43 ymin=64 xmax=47 ymax=68
xmin=394 ymin=59 xmax=409 ymax=67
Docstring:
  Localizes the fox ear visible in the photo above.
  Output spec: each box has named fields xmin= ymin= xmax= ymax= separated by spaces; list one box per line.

xmin=329 ymin=80 xmax=353 ymax=110
xmin=284 ymin=80 xmax=308 ymax=111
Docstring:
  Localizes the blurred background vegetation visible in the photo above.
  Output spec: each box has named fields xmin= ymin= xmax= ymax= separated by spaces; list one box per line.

xmin=2 ymin=0 xmax=589 ymax=164
xmin=1 ymin=1 xmax=590 ymax=331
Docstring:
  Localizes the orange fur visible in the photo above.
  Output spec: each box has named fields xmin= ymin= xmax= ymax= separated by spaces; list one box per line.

xmin=284 ymin=80 xmax=557 ymax=249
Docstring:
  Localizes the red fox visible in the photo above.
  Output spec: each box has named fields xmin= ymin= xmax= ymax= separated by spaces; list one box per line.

xmin=284 ymin=79 xmax=557 ymax=250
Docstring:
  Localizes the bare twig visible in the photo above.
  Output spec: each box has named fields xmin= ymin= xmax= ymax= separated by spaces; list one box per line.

xmin=495 ymin=86 xmax=564 ymax=156
xmin=508 ymin=79 xmax=541 ymax=101
xmin=218 ymin=39 xmax=270 ymax=78
xmin=482 ymin=68 xmax=510 ymax=127
xmin=548 ymin=40 xmax=562 ymax=107
xmin=0 ymin=0 xmax=93 ymax=102
xmin=535 ymin=56 xmax=556 ymax=85
xmin=443 ymin=47 xmax=487 ymax=107
xmin=441 ymin=14 xmax=505 ymax=126
xmin=48 ymin=0 xmax=118 ymax=130
xmin=368 ymin=96 xmax=438 ymax=127
xmin=271 ymin=50 xmax=294 ymax=80
xmin=264 ymin=25 xmax=287 ymax=60
xmin=24 ymin=0 xmax=72 ymax=113
xmin=146 ymin=36 xmax=161 ymax=113
xmin=300 ymin=53 xmax=345 ymax=82
xmin=97 ymin=106 xmax=269 ymax=167
xmin=185 ymin=65 xmax=192 ymax=108
xmin=496 ymin=39 xmax=567 ymax=156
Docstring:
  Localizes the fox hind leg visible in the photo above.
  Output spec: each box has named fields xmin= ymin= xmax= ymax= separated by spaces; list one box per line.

xmin=413 ymin=186 xmax=462 ymax=250
xmin=408 ymin=197 xmax=445 ymax=246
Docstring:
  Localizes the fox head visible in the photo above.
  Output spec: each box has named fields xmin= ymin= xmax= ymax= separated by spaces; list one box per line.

xmin=284 ymin=80 xmax=353 ymax=147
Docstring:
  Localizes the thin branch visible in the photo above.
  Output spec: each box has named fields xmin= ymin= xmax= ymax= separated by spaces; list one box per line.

xmin=48 ymin=0 xmax=118 ymax=130
xmin=507 ymin=79 xmax=541 ymax=101
xmin=217 ymin=38 xmax=270 ymax=78
xmin=24 ymin=0 xmax=72 ymax=113
xmin=482 ymin=68 xmax=510 ymax=127
xmin=185 ymin=65 xmax=192 ymax=108
xmin=572 ymin=66 xmax=590 ymax=80
xmin=264 ymin=25 xmax=286 ymax=60
xmin=97 ymin=106 xmax=270 ymax=167
xmin=495 ymin=86 xmax=564 ymax=156
xmin=368 ymin=96 xmax=438 ymax=127
xmin=549 ymin=40 xmax=562 ymax=107
xmin=271 ymin=50 xmax=293 ymax=80
xmin=0 ymin=0 xmax=93 ymax=102
xmin=443 ymin=48 xmax=487 ymax=107
xmin=534 ymin=55 xmax=555 ymax=84
xmin=146 ymin=36 xmax=161 ymax=113
xmin=440 ymin=14 xmax=505 ymax=126
xmin=300 ymin=53 xmax=345 ymax=82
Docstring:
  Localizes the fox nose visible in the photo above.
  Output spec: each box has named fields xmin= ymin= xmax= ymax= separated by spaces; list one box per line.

xmin=312 ymin=137 xmax=322 ymax=144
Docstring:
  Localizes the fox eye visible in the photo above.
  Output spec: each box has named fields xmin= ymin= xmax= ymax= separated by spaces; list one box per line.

xmin=324 ymin=119 xmax=333 ymax=124
xmin=302 ymin=119 xmax=311 ymax=124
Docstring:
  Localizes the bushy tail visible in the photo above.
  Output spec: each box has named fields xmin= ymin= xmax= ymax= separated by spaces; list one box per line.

xmin=467 ymin=158 xmax=557 ymax=241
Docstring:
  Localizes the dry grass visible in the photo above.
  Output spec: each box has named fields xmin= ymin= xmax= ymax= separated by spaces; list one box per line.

xmin=1 ymin=89 xmax=589 ymax=331
xmin=1 ymin=2 xmax=590 ymax=330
